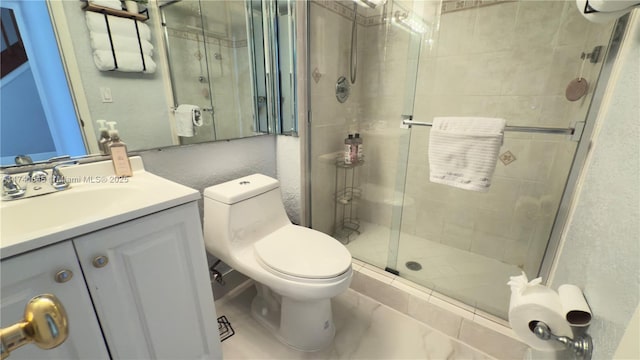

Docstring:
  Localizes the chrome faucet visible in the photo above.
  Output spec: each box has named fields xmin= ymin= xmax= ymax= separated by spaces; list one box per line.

xmin=2 ymin=175 xmax=26 ymax=200
xmin=1 ymin=159 xmax=79 ymax=201
xmin=51 ymin=160 xmax=79 ymax=190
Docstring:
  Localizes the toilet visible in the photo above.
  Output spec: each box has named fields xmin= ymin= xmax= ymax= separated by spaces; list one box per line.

xmin=203 ymin=174 xmax=353 ymax=351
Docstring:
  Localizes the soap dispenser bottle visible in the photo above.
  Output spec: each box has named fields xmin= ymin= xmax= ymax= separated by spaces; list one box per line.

xmin=106 ymin=121 xmax=133 ymax=177
xmin=96 ymin=119 xmax=111 ymax=155
xmin=354 ymin=133 xmax=363 ymax=163
xmin=344 ymin=134 xmax=354 ymax=165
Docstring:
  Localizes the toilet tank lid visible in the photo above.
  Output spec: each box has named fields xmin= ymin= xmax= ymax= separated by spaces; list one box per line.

xmin=203 ymin=174 xmax=280 ymax=204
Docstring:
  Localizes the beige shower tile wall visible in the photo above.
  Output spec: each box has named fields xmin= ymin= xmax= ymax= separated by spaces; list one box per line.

xmin=355 ymin=0 xmax=440 ymax=228
xmin=212 ymin=44 xmax=255 ymax=140
xmin=309 ymin=3 xmax=364 ymax=235
xmin=399 ymin=1 xmax=613 ymax=277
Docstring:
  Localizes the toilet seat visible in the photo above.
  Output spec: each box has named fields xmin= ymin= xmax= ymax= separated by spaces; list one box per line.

xmin=254 ymin=225 xmax=352 ymax=280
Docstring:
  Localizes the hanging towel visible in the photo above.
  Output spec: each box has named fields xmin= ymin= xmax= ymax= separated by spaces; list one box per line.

xmin=85 ymin=12 xmax=151 ymax=41
xmin=428 ymin=117 xmax=505 ymax=192
xmin=175 ymin=104 xmax=203 ymax=137
xmin=93 ymin=50 xmax=157 ymax=73
xmin=90 ymin=33 xmax=154 ymax=56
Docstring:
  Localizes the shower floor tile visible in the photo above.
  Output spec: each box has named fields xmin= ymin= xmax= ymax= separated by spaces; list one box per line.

xmin=345 ymin=221 xmax=522 ymax=319
xmin=214 ymin=282 xmax=494 ymax=359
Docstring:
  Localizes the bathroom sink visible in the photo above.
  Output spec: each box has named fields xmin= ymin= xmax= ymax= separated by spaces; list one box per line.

xmin=0 ymin=157 xmax=200 ymax=259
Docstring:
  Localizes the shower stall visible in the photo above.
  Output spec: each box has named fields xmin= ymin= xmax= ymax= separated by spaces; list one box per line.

xmin=308 ymin=0 xmax=620 ymax=318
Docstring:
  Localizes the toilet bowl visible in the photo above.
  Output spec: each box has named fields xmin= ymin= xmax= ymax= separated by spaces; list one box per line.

xmin=203 ymin=174 xmax=352 ymax=351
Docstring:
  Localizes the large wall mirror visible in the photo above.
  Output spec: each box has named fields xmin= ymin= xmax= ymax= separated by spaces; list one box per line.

xmin=0 ymin=0 xmax=297 ymax=167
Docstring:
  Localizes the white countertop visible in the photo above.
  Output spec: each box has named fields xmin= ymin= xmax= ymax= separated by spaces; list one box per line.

xmin=0 ymin=157 xmax=200 ymax=259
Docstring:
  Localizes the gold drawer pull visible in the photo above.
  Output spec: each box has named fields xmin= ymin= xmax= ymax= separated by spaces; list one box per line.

xmin=0 ymin=294 xmax=69 ymax=359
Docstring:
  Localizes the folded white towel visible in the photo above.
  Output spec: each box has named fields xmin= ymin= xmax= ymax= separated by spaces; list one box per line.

xmin=428 ymin=117 xmax=505 ymax=192
xmin=93 ymin=50 xmax=157 ymax=73
xmin=85 ymin=12 xmax=151 ymax=41
xmin=90 ymin=32 xmax=154 ymax=56
xmin=87 ymin=0 xmax=123 ymax=11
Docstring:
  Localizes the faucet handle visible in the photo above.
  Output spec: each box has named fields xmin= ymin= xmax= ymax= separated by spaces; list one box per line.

xmin=2 ymin=175 xmax=26 ymax=199
xmin=51 ymin=161 xmax=79 ymax=190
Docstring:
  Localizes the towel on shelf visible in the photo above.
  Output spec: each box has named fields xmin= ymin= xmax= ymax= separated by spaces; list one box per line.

xmin=93 ymin=50 xmax=157 ymax=73
xmin=87 ymin=0 xmax=123 ymax=11
xmin=85 ymin=12 xmax=151 ymax=41
xmin=90 ymin=33 xmax=154 ymax=56
xmin=428 ymin=117 xmax=505 ymax=192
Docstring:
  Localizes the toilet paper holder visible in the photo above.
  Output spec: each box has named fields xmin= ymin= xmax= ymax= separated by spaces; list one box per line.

xmin=533 ymin=321 xmax=593 ymax=360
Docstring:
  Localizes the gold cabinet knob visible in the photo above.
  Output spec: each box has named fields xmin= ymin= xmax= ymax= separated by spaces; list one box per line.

xmin=54 ymin=270 xmax=73 ymax=283
xmin=0 ymin=294 xmax=69 ymax=359
xmin=92 ymin=255 xmax=109 ymax=268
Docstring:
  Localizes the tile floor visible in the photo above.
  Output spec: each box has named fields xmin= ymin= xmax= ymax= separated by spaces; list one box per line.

xmin=343 ymin=221 xmax=522 ymax=319
xmin=215 ymin=281 xmax=495 ymax=359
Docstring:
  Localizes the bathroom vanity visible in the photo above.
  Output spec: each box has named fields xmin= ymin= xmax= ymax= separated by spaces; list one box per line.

xmin=0 ymin=158 xmax=222 ymax=359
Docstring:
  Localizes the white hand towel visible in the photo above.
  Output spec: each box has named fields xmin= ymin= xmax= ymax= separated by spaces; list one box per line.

xmin=87 ymin=0 xmax=123 ymax=11
xmin=428 ymin=117 xmax=505 ymax=192
xmin=90 ymin=32 xmax=154 ymax=56
xmin=85 ymin=12 xmax=151 ymax=41
xmin=93 ymin=50 xmax=157 ymax=73
xmin=175 ymin=104 xmax=202 ymax=137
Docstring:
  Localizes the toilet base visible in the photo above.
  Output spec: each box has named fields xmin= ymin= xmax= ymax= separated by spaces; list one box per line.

xmin=250 ymin=283 xmax=335 ymax=352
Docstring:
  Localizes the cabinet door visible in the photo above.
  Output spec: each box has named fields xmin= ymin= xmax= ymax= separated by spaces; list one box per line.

xmin=0 ymin=241 xmax=110 ymax=359
xmin=73 ymin=202 xmax=221 ymax=359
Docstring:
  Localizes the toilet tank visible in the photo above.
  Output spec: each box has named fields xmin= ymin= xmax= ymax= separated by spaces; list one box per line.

xmin=203 ymin=174 xmax=291 ymax=253
xmin=204 ymin=174 xmax=280 ymax=205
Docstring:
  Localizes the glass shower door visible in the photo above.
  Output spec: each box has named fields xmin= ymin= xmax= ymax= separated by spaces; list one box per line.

xmin=389 ymin=0 xmax=616 ymax=318
xmin=306 ymin=0 xmax=430 ymax=271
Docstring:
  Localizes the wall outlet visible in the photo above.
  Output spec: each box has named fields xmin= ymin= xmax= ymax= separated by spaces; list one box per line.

xmin=100 ymin=87 xmax=113 ymax=103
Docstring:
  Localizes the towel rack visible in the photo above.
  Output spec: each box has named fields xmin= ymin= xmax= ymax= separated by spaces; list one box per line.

xmin=82 ymin=2 xmax=149 ymax=22
xmin=402 ymin=119 xmax=576 ymax=135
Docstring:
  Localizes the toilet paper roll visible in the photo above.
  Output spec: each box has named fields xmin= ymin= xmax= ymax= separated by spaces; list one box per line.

xmin=575 ymin=0 xmax=634 ymax=23
xmin=508 ymin=273 xmax=573 ymax=352
xmin=509 ymin=299 xmax=573 ymax=351
xmin=558 ymin=284 xmax=592 ymax=327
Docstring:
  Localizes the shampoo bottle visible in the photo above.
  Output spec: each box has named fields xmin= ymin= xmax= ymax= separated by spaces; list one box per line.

xmin=106 ymin=121 xmax=133 ymax=177
xmin=96 ymin=119 xmax=111 ymax=155
xmin=354 ymin=133 xmax=363 ymax=163
xmin=344 ymin=134 xmax=354 ymax=165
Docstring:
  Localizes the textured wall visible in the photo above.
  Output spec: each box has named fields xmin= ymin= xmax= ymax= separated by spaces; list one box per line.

xmin=139 ymin=135 xmax=277 ymax=219
xmin=140 ymin=135 xmax=276 ymax=270
xmin=550 ymin=13 xmax=639 ymax=359
xmin=277 ymin=136 xmax=302 ymax=224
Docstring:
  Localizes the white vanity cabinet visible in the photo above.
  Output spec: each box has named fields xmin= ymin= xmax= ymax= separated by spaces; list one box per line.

xmin=73 ymin=202 xmax=220 ymax=359
xmin=0 ymin=202 xmax=221 ymax=359
xmin=0 ymin=241 xmax=110 ymax=359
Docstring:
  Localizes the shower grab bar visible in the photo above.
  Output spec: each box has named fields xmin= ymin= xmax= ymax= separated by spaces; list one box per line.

xmin=402 ymin=120 xmax=576 ymax=135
